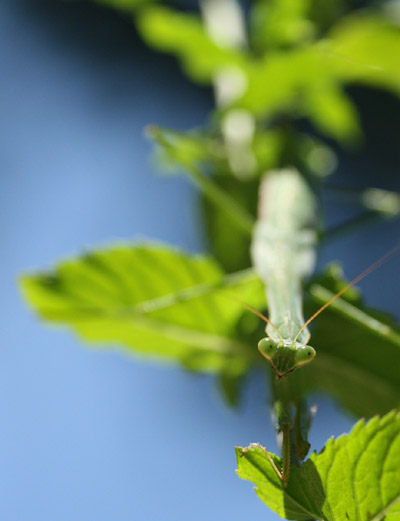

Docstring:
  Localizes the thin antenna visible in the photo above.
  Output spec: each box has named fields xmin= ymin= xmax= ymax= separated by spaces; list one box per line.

xmin=295 ymin=242 xmax=400 ymax=341
xmin=221 ymin=292 xmax=283 ymax=340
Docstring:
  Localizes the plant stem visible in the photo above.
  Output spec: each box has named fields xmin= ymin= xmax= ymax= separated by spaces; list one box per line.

xmin=150 ymin=126 xmax=255 ymax=234
xmin=309 ymin=283 xmax=400 ymax=346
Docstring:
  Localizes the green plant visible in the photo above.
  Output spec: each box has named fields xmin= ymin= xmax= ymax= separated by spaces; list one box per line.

xmin=21 ymin=0 xmax=400 ymax=518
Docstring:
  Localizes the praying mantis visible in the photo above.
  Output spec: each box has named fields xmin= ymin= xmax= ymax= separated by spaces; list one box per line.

xmin=241 ymin=168 xmax=400 ymax=487
xmin=151 ymin=128 xmax=399 ymax=487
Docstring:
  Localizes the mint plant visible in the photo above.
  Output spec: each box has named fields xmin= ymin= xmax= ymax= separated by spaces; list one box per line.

xmin=21 ymin=1 xmax=400 ymax=518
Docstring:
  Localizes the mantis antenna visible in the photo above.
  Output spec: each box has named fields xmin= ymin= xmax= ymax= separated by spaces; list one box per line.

xmin=295 ymin=242 xmax=400 ymax=341
xmin=223 ymin=293 xmax=283 ymax=341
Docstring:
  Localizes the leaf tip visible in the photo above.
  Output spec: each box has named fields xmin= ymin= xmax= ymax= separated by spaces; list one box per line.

xmin=235 ymin=446 xmax=245 ymax=458
xmin=145 ymin=124 xmax=161 ymax=140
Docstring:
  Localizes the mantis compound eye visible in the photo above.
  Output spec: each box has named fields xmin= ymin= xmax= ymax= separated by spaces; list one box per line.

xmin=293 ymin=345 xmax=316 ymax=368
xmin=258 ymin=338 xmax=278 ymax=361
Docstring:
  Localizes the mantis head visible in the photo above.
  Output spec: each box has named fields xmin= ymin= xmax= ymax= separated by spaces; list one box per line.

xmin=258 ymin=338 xmax=316 ymax=380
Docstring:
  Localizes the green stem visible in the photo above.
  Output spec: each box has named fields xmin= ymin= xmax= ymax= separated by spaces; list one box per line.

xmin=273 ymin=398 xmax=293 ymax=487
xmin=149 ymin=126 xmax=255 ymax=235
xmin=309 ymin=283 xmax=400 ymax=346
xmin=323 ymin=184 xmax=400 ymax=216
xmin=321 ymin=210 xmax=380 ymax=242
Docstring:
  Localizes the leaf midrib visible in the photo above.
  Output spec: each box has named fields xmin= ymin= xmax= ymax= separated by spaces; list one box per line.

xmin=44 ymin=304 xmax=255 ymax=359
xmin=370 ymin=492 xmax=400 ymax=521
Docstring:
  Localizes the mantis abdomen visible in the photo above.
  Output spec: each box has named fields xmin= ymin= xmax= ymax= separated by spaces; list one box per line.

xmin=251 ymin=169 xmax=318 ymax=344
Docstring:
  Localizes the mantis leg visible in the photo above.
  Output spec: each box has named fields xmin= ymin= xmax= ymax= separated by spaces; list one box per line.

xmin=293 ymin=399 xmax=317 ymax=461
xmin=268 ymin=399 xmax=316 ymax=486
xmin=274 ymin=401 xmax=293 ymax=488
xmin=279 ymin=418 xmax=292 ymax=488
xmin=322 ymin=210 xmax=379 ymax=242
xmin=240 ymin=401 xmax=293 ymax=488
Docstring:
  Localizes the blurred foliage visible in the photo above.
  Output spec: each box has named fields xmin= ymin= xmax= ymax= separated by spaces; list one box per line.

xmin=84 ymin=0 xmax=400 ymax=141
xmin=236 ymin=411 xmax=400 ymax=519
xmin=249 ymin=0 xmax=314 ymax=51
xmin=80 ymin=0 xmax=400 ymax=271
xmin=304 ymin=264 xmax=400 ymax=417
xmin=135 ymin=0 xmax=400 ymax=270
xmin=135 ymin=2 xmax=400 ymax=139
xmin=137 ymin=6 xmax=245 ymax=83
xmin=150 ymin=125 xmax=335 ymax=272
xmin=328 ymin=14 xmax=400 ymax=96
xmin=201 ymin=175 xmax=258 ymax=273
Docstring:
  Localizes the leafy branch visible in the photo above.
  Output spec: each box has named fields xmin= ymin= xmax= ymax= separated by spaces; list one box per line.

xmin=236 ymin=411 xmax=400 ymax=520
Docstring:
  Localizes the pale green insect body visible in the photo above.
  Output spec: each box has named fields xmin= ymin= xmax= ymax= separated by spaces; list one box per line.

xmin=251 ymin=168 xmax=318 ymax=378
xmin=247 ymin=168 xmax=398 ymax=486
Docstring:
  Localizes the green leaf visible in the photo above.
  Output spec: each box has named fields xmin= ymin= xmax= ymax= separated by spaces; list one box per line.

xmin=236 ymin=410 xmax=400 ymax=520
xmin=240 ymin=47 xmax=361 ymax=141
xmin=303 ymin=264 xmax=400 ymax=417
xmin=136 ymin=5 xmax=399 ymax=145
xmin=307 ymin=0 xmax=349 ymax=32
xmin=328 ymin=15 xmax=400 ymax=96
xmin=137 ymin=6 xmax=245 ymax=84
xmin=135 ymin=6 xmax=398 ymax=145
xmin=240 ymin=48 xmax=321 ymax=118
xmin=149 ymin=126 xmax=216 ymax=174
xmin=304 ymin=83 xmax=361 ymax=142
xmin=250 ymin=0 xmax=314 ymax=51
xmin=20 ymin=243 xmax=264 ymax=373
xmin=201 ymin=174 xmax=258 ymax=273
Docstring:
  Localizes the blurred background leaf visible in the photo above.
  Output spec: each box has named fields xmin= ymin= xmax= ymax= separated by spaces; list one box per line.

xmin=303 ymin=264 xmax=400 ymax=417
xmin=328 ymin=14 xmax=400 ymax=96
xmin=137 ymin=5 xmax=245 ymax=84
xmin=134 ymin=2 xmax=400 ymax=145
xmin=249 ymin=0 xmax=314 ymax=51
